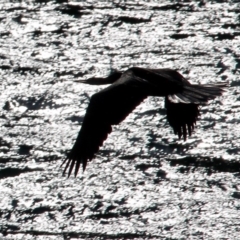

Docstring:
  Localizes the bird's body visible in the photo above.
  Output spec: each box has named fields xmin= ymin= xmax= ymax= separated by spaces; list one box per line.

xmin=61 ymin=67 xmax=226 ymax=177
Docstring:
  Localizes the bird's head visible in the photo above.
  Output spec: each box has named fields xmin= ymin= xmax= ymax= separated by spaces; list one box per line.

xmin=75 ymin=70 xmax=122 ymax=85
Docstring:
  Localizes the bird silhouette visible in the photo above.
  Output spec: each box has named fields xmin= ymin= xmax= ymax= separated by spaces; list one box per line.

xmin=61 ymin=67 xmax=226 ymax=177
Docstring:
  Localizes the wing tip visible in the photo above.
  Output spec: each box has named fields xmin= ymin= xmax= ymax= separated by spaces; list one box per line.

xmin=60 ymin=155 xmax=88 ymax=178
xmin=176 ymin=124 xmax=195 ymax=141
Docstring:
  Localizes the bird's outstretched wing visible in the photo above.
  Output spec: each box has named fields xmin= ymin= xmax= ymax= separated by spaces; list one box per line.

xmin=61 ymin=72 xmax=147 ymax=177
xmin=165 ymin=98 xmax=200 ymax=140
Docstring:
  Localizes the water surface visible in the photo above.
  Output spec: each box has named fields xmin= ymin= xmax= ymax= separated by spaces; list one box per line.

xmin=0 ymin=0 xmax=240 ymax=239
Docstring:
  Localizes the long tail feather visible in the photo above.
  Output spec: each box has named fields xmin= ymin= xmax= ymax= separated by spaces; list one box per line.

xmin=169 ymin=82 xmax=227 ymax=104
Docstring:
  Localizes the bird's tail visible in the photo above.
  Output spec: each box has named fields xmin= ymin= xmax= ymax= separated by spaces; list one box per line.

xmin=168 ymin=82 xmax=227 ymax=104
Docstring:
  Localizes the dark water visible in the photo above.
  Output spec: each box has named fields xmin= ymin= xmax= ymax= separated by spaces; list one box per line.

xmin=0 ymin=0 xmax=240 ymax=239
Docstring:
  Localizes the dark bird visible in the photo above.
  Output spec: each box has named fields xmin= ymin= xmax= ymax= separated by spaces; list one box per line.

xmin=61 ymin=67 xmax=226 ymax=177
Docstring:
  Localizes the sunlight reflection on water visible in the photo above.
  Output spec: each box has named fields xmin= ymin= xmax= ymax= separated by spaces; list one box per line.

xmin=0 ymin=0 xmax=240 ymax=239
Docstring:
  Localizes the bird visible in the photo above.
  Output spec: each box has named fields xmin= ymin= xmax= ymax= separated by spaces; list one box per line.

xmin=61 ymin=67 xmax=227 ymax=177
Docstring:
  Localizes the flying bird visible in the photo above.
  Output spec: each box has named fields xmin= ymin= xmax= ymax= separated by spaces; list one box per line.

xmin=61 ymin=67 xmax=226 ymax=177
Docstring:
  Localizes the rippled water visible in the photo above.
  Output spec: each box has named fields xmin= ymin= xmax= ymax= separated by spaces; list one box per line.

xmin=0 ymin=0 xmax=240 ymax=239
